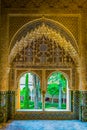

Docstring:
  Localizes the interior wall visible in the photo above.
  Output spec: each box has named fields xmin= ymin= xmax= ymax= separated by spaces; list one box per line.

xmin=0 ymin=0 xmax=87 ymax=122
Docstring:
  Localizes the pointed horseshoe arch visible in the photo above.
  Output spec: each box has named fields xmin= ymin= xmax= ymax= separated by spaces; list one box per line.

xmin=9 ymin=17 xmax=80 ymax=65
xmin=46 ymin=71 xmax=70 ymax=110
xmin=16 ymin=71 xmax=42 ymax=110
xmin=47 ymin=70 xmax=70 ymax=89
xmin=16 ymin=70 xmax=41 ymax=89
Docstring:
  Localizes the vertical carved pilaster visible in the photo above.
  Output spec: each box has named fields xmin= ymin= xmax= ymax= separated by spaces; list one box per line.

xmin=76 ymin=66 xmax=81 ymax=90
xmin=42 ymin=70 xmax=46 ymax=111
xmin=42 ymin=91 xmax=45 ymax=111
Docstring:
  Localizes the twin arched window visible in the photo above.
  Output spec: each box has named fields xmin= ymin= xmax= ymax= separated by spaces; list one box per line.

xmin=19 ymin=72 xmax=70 ymax=111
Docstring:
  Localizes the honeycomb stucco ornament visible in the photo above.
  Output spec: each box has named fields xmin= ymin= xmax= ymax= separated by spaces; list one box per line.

xmin=9 ymin=18 xmax=79 ymax=66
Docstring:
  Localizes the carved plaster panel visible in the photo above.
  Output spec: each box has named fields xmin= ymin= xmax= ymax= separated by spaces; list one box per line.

xmin=13 ymin=68 xmax=73 ymax=91
xmin=16 ymin=69 xmax=42 ymax=83
xmin=9 ymin=20 xmax=79 ymax=66
xmin=11 ymin=35 xmax=75 ymax=68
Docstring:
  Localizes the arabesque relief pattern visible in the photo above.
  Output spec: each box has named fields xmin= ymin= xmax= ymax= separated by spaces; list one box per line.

xmin=9 ymin=22 xmax=79 ymax=66
xmin=12 ymin=35 xmax=74 ymax=68
xmin=1 ymin=0 xmax=87 ymax=123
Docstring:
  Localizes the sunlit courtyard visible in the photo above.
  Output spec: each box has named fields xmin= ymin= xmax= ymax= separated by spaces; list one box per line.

xmin=19 ymin=72 xmax=69 ymax=111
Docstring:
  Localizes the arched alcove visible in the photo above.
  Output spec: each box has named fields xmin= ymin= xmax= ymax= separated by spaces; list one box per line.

xmin=8 ymin=17 xmax=80 ymax=66
xmin=45 ymin=71 xmax=70 ymax=111
xmin=16 ymin=72 xmax=42 ymax=111
xmin=7 ymin=17 xmax=81 ymax=120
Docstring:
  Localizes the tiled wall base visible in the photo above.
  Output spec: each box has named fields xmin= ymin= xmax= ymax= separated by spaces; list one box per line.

xmin=1 ymin=90 xmax=87 ymax=121
xmin=81 ymin=91 xmax=87 ymax=121
xmin=0 ymin=91 xmax=8 ymax=123
xmin=73 ymin=91 xmax=80 ymax=119
xmin=14 ymin=90 xmax=80 ymax=120
xmin=81 ymin=106 xmax=87 ymax=121
xmin=0 ymin=91 xmax=15 ymax=123
xmin=15 ymin=111 xmax=75 ymax=120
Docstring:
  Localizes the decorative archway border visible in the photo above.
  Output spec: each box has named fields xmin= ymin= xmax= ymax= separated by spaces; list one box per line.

xmin=15 ymin=68 xmax=72 ymax=111
xmin=13 ymin=68 xmax=72 ymax=92
xmin=8 ymin=17 xmax=80 ymax=65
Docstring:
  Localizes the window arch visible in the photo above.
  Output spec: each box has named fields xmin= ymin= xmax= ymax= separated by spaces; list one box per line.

xmin=9 ymin=18 xmax=79 ymax=66
xmin=16 ymin=71 xmax=70 ymax=111
xmin=45 ymin=71 xmax=70 ymax=111
xmin=16 ymin=72 xmax=42 ymax=110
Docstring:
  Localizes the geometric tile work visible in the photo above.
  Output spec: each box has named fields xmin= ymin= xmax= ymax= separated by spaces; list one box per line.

xmin=7 ymin=91 xmax=15 ymax=120
xmin=81 ymin=91 xmax=87 ymax=106
xmin=82 ymin=106 xmax=87 ymax=121
xmin=0 ymin=91 xmax=15 ymax=123
xmin=73 ymin=91 xmax=80 ymax=119
xmin=0 ymin=91 xmax=7 ymax=123
xmin=0 ymin=90 xmax=83 ymax=121
xmin=81 ymin=91 xmax=87 ymax=121
xmin=79 ymin=91 xmax=83 ymax=120
xmin=15 ymin=111 xmax=74 ymax=120
xmin=15 ymin=90 xmax=80 ymax=120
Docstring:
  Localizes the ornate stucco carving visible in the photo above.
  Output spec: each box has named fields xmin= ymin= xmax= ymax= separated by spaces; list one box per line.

xmin=11 ymin=35 xmax=75 ymax=68
xmin=9 ymin=21 xmax=79 ymax=66
xmin=9 ymin=17 xmax=79 ymax=51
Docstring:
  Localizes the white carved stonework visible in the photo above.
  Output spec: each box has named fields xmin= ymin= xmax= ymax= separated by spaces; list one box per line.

xmin=10 ymin=35 xmax=75 ymax=67
xmin=9 ymin=23 xmax=79 ymax=66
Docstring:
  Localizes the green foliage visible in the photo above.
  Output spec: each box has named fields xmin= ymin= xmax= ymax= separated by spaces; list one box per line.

xmin=60 ymin=74 xmax=67 ymax=93
xmin=47 ymin=72 xmax=67 ymax=106
xmin=20 ymin=87 xmax=26 ymax=96
xmin=28 ymin=101 xmax=34 ymax=109
xmin=47 ymin=83 xmax=59 ymax=97
xmin=20 ymin=73 xmax=42 ymax=109
xmin=24 ymin=73 xmax=30 ymax=109
xmin=45 ymin=102 xmax=66 ymax=109
xmin=48 ymin=72 xmax=67 ymax=93
xmin=20 ymin=101 xmax=42 ymax=109
xmin=45 ymin=102 xmax=58 ymax=108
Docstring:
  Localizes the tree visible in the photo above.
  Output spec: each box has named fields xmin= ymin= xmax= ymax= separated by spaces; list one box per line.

xmin=61 ymin=75 xmax=67 ymax=104
xmin=20 ymin=87 xmax=26 ymax=97
xmin=24 ymin=73 xmax=30 ymax=109
xmin=47 ymin=83 xmax=59 ymax=103
xmin=33 ymin=74 xmax=39 ymax=109
xmin=56 ymin=73 xmax=67 ymax=109
xmin=48 ymin=72 xmax=67 ymax=109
